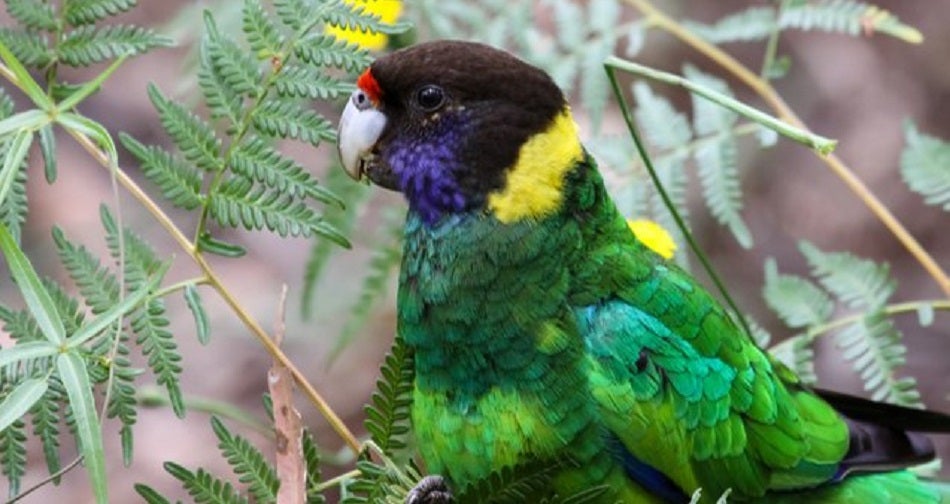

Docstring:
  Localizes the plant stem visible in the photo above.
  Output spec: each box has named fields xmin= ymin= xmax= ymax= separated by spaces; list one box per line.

xmin=136 ymin=386 xmax=274 ymax=437
xmin=623 ymin=0 xmax=950 ymax=298
xmin=66 ymin=128 xmax=362 ymax=455
xmin=805 ymin=299 xmax=950 ymax=341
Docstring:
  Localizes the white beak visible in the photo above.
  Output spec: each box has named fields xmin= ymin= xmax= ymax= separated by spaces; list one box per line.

xmin=338 ymin=89 xmax=387 ymax=180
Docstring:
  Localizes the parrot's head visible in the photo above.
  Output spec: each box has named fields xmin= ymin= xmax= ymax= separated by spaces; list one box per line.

xmin=337 ymin=40 xmax=585 ymax=225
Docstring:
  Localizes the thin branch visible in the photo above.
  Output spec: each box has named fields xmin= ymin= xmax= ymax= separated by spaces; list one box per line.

xmin=6 ymin=457 xmax=83 ymax=504
xmin=805 ymin=299 xmax=950 ymax=341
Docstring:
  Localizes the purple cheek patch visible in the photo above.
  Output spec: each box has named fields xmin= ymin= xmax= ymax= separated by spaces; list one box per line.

xmin=387 ymin=121 xmax=473 ymax=225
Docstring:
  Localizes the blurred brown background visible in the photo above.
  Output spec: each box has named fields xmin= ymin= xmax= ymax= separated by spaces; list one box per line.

xmin=1 ymin=0 xmax=948 ymax=501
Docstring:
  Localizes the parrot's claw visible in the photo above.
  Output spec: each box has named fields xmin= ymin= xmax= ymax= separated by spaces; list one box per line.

xmin=406 ymin=475 xmax=454 ymax=504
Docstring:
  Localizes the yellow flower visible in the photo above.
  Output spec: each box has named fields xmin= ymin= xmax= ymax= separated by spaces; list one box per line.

xmin=627 ymin=219 xmax=677 ymax=260
xmin=326 ymin=0 xmax=403 ymax=51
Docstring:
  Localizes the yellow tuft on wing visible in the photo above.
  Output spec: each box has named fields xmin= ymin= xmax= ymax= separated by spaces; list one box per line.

xmin=487 ymin=108 xmax=584 ymax=223
xmin=628 ymin=219 xmax=677 ymax=259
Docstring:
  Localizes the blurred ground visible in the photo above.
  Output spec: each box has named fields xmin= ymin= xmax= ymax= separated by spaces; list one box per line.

xmin=1 ymin=0 xmax=948 ymax=501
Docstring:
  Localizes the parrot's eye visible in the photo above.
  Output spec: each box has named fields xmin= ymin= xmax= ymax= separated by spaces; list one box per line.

xmin=415 ymin=85 xmax=445 ymax=112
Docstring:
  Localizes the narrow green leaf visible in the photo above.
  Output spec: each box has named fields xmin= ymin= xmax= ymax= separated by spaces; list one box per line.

xmin=197 ymin=233 xmax=247 ymax=258
xmin=0 ymin=129 xmax=33 ymax=209
xmin=57 ymin=352 xmax=108 ymax=504
xmin=0 ymin=39 xmax=53 ymax=108
xmin=0 ymin=109 xmax=49 ymax=137
xmin=0 ymin=224 xmax=66 ymax=344
xmin=39 ymin=124 xmax=57 ymax=183
xmin=66 ymin=262 xmax=167 ymax=348
xmin=56 ymin=112 xmax=119 ymax=166
xmin=0 ymin=378 xmax=48 ymax=433
xmin=183 ymin=284 xmax=210 ymax=345
xmin=0 ymin=340 xmax=58 ymax=369
xmin=134 ymin=483 xmax=173 ymax=504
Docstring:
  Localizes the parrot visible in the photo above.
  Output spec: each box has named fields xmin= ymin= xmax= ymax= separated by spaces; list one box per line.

xmin=337 ymin=40 xmax=950 ymax=503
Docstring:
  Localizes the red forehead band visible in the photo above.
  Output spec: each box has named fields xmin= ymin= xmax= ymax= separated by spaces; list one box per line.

xmin=357 ymin=68 xmax=382 ymax=104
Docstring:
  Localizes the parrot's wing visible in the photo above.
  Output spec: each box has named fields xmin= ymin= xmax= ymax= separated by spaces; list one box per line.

xmin=579 ymin=298 xmax=851 ymax=500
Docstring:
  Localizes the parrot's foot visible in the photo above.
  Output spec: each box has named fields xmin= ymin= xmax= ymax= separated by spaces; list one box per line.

xmin=406 ymin=475 xmax=454 ymax=504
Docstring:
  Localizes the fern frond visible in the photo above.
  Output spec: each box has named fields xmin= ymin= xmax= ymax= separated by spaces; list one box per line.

xmin=57 ymin=25 xmax=172 ymax=66
xmin=274 ymin=0 xmax=309 ymax=31
xmin=763 ymin=258 xmax=834 ymax=328
xmin=685 ymin=7 xmax=777 ymax=43
xmin=51 ymin=227 xmax=120 ymax=315
xmin=779 ymin=0 xmax=922 ymax=43
xmin=0 ymin=148 xmax=28 ymax=243
xmin=683 ymin=65 xmax=750 ymax=248
xmin=301 ymin=167 xmax=368 ymax=317
xmin=632 ymin=81 xmax=693 ymax=150
xmin=30 ymin=376 xmax=64 ymax=479
xmin=457 ymin=461 xmax=558 ymax=504
xmin=106 ymin=355 xmax=140 ymax=465
xmin=0 ymin=28 xmax=52 ymax=67
xmin=134 ymin=483 xmax=173 ymax=504
xmin=242 ymin=0 xmax=284 ymax=56
xmin=0 ymin=418 xmax=27 ymax=497
xmin=119 ymin=133 xmax=204 ymax=210
xmin=364 ymin=337 xmax=414 ymax=456
xmin=294 ymin=34 xmax=373 ymax=72
xmin=211 ymin=416 xmax=279 ymax=502
xmin=230 ymin=136 xmax=341 ymax=205
xmin=210 ymin=177 xmax=347 ymax=245
xmin=64 ymin=0 xmax=138 ymax=26
xmin=323 ymin=0 xmax=410 ymax=35
xmin=273 ymin=64 xmax=353 ymax=100
xmin=799 ymin=241 xmax=895 ymax=309
xmin=205 ymin=16 xmax=263 ymax=98
xmin=198 ymin=37 xmax=245 ymax=125
xmin=335 ymin=228 xmax=401 ymax=357
xmin=164 ymin=461 xmax=250 ymax=504
xmin=6 ymin=0 xmax=57 ymax=31
xmin=900 ymin=121 xmax=950 ymax=211
xmin=147 ymin=83 xmax=224 ymax=172
xmin=836 ymin=312 xmax=921 ymax=407
xmin=301 ymin=429 xmax=326 ymax=503
xmin=768 ymin=335 xmax=817 ymax=385
xmin=251 ymin=98 xmax=336 ymax=147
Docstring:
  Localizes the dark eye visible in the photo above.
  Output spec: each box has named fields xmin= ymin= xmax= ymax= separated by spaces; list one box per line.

xmin=415 ymin=85 xmax=445 ymax=111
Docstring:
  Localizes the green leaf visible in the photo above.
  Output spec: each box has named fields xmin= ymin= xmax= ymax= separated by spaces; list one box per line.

xmin=0 ymin=224 xmax=66 ymax=344
xmin=38 ymin=124 xmax=56 ymax=183
xmin=31 ymin=377 xmax=64 ymax=479
xmin=0 ymin=33 xmax=51 ymax=108
xmin=230 ymin=136 xmax=342 ymax=205
xmin=632 ymin=81 xmax=692 ymax=150
xmin=835 ymin=312 xmax=920 ymax=407
xmin=294 ymin=34 xmax=372 ymax=72
xmin=273 ymin=64 xmax=353 ymax=100
xmin=364 ymin=337 xmax=414 ymax=456
xmin=900 ymin=120 xmax=950 ymax=211
xmin=799 ymin=241 xmax=895 ymax=310
xmin=685 ymin=6 xmax=777 ymax=43
xmin=6 ymin=0 xmax=58 ymax=31
xmin=64 ymin=0 xmax=139 ymax=26
xmin=197 ymin=233 xmax=248 ymax=258
xmin=56 ymin=112 xmax=118 ymax=166
xmin=198 ymin=35 xmax=245 ymax=125
xmin=148 ymin=83 xmax=223 ymax=172
xmin=205 ymin=12 xmax=263 ymax=97
xmin=274 ymin=0 xmax=308 ymax=30
xmin=762 ymin=258 xmax=833 ymax=328
xmin=684 ymin=65 xmax=750 ymax=248
xmin=243 ymin=0 xmax=284 ymax=56
xmin=184 ymin=284 xmax=210 ymax=345
xmin=211 ymin=416 xmax=279 ymax=502
xmin=0 ymin=340 xmax=58 ymax=369
xmin=251 ymin=98 xmax=336 ymax=146
xmin=0 ymin=378 xmax=48 ymax=434
xmin=0 ymin=418 xmax=26 ymax=496
xmin=779 ymin=0 xmax=922 ymax=43
xmin=0 ymin=109 xmax=48 ymax=137
xmin=119 ymin=133 xmax=204 ymax=210
xmin=164 ymin=461 xmax=250 ymax=504
xmin=0 ymin=28 xmax=53 ymax=68
xmin=323 ymin=0 xmax=411 ymax=35
xmin=57 ymin=25 xmax=172 ymax=67
xmin=57 ymin=54 xmax=130 ymax=112
xmin=57 ymin=352 xmax=108 ymax=503
xmin=0 ymin=129 xmax=33 ymax=215
xmin=134 ymin=483 xmax=173 ymax=504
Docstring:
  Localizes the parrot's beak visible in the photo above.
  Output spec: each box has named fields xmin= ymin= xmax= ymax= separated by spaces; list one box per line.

xmin=338 ymin=89 xmax=389 ymax=183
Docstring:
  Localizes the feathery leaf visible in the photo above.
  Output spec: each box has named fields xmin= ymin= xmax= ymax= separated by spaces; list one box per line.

xmin=900 ymin=120 xmax=950 ymax=211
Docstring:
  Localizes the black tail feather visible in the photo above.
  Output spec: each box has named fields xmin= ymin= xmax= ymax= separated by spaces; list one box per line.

xmin=815 ymin=388 xmax=950 ymax=433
